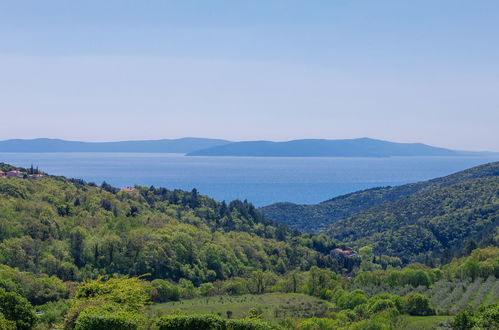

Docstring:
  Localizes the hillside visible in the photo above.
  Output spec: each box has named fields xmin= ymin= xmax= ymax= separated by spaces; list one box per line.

xmin=0 ymin=162 xmax=498 ymax=329
xmin=261 ymin=161 xmax=499 ymax=233
xmin=187 ymin=137 xmax=462 ymax=157
xmin=0 ymin=137 xmax=230 ymax=153
xmin=326 ymin=175 xmax=499 ymax=262
xmin=0 ymin=163 xmax=334 ymax=284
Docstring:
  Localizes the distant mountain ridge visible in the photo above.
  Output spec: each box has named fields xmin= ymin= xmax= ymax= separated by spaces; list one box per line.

xmin=0 ymin=138 xmax=231 ymax=153
xmin=186 ymin=138 xmax=465 ymax=157
xmin=1 ymin=137 xmax=494 ymax=157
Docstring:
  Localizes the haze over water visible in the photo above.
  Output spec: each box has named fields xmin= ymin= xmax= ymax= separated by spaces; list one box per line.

xmin=1 ymin=153 xmax=497 ymax=206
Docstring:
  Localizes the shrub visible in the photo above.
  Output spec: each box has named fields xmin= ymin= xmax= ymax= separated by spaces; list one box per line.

xmin=74 ymin=306 xmax=143 ymax=330
xmin=155 ymin=314 xmax=226 ymax=330
xmin=151 ymin=279 xmax=181 ymax=302
xmin=154 ymin=314 xmax=276 ymax=330
xmin=297 ymin=317 xmax=339 ymax=329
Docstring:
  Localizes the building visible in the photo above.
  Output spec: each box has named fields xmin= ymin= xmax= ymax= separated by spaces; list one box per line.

xmin=331 ymin=248 xmax=357 ymax=258
xmin=120 ymin=187 xmax=137 ymax=192
xmin=0 ymin=171 xmax=5 ymax=178
xmin=29 ymin=174 xmax=45 ymax=180
xmin=6 ymin=170 xmax=24 ymax=178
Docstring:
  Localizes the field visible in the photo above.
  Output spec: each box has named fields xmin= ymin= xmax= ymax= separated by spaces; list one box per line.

xmin=145 ymin=293 xmax=333 ymax=320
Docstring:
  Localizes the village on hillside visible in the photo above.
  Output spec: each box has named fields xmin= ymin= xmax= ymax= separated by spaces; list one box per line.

xmin=0 ymin=169 xmax=45 ymax=180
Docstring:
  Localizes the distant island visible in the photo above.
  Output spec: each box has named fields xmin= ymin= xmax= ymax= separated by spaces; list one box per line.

xmin=187 ymin=138 xmax=483 ymax=157
xmin=1 ymin=137 xmax=495 ymax=157
xmin=0 ymin=137 xmax=230 ymax=153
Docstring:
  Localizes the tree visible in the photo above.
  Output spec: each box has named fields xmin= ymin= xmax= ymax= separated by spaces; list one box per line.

xmin=248 ymin=271 xmax=276 ymax=294
xmin=0 ymin=288 xmax=37 ymax=330
xmin=199 ymin=283 xmax=214 ymax=297
xmin=359 ymin=246 xmax=381 ymax=272
xmin=69 ymin=227 xmax=86 ymax=267
xmin=307 ymin=266 xmax=338 ymax=296
xmin=404 ymin=293 xmax=433 ymax=316
xmin=463 ymin=239 xmax=478 ymax=256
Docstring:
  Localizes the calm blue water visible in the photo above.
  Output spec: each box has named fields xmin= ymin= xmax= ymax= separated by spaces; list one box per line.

xmin=0 ymin=153 xmax=497 ymax=206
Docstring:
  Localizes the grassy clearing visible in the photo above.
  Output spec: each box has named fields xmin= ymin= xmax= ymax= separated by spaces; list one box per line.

xmin=401 ymin=315 xmax=451 ymax=330
xmin=145 ymin=293 xmax=332 ymax=321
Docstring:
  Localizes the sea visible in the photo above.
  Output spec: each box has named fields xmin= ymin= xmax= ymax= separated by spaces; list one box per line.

xmin=0 ymin=153 xmax=497 ymax=206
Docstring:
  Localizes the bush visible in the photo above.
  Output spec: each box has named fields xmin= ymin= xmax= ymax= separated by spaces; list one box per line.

xmin=155 ymin=314 xmax=226 ymax=330
xmin=154 ymin=314 xmax=276 ymax=330
xmin=297 ymin=317 xmax=339 ymax=329
xmin=337 ymin=290 xmax=368 ymax=310
xmin=151 ymin=279 xmax=181 ymax=302
xmin=451 ymin=304 xmax=499 ymax=330
xmin=74 ymin=306 xmax=143 ymax=330
xmin=404 ymin=293 xmax=433 ymax=316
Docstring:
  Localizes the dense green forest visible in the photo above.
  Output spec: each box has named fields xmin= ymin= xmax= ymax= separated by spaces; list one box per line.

xmin=0 ymin=162 xmax=498 ymax=329
xmin=261 ymin=162 xmax=499 ymax=233
xmin=0 ymin=163 xmax=336 ymax=285
xmin=327 ymin=175 xmax=498 ymax=263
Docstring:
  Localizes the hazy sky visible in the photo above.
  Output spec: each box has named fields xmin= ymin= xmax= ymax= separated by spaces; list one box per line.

xmin=1 ymin=1 xmax=498 ymax=151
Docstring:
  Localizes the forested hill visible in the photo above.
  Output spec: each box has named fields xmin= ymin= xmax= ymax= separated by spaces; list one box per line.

xmin=261 ymin=161 xmax=499 ymax=233
xmin=187 ymin=137 xmax=463 ymax=157
xmin=326 ymin=174 xmax=499 ymax=263
xmin=0 ymin=163 xmax=335 ymax=284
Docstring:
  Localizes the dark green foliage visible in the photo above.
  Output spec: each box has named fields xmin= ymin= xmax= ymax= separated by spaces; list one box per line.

xmin=327 ymin=175 xmax=499 ymax=262
xmin=262 ymin=161 xmax=499 ymax=233
xmin=0 ymin=288 xmax=37 ymax=330
xmin=0 ymin=264 xmax=67 ymax=305
xmin=154 ymin=314 xmax=276 ymax=330
xmin=403 ymin=293 xmax=434 ymax=316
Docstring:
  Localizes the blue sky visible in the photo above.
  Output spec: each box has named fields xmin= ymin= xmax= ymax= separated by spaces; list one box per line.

xmin=0 ymin=1 xmax=498 ymax=151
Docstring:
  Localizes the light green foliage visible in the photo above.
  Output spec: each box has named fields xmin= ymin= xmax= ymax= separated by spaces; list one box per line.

xmin=336 ymin=289 xmax=368 ymax=310
xmin=151 ymin=279 xmax=181 ymax=303
xmin=199 ymin=283 xmax=215 ymax=296
xmin=147 ymin=293 xmax=331 ymax=321
xmin=0 ymin=170 xmax=333 ymax=284
xmin=451 ymin=304 xmax=499 ymax=329
xmin=74 ymin=276 xmax=151 ymax=311
xmin=0 ymin=288 xmax=37 ymax=330
xmin=74 ymin=305 xmax=144 ymax=330
xmin=37 ymin=300 xmax=70 ymax=327
xmin=306 ymin=267 xmax=339 ymax=297
xmin=65 ymin=277 xmax=151 ymax=329
xmin=445 ymin=247 xmax=499 ymax=280
xmin=296 ymin=317 xmax=339 ymax=329
xmin=0 ymin=313 xmax=15 ymax=330
xmin=247 ymin=271 xmax=277 ymax=295
xmin=359 ymin=246 xmax=381 ymax=272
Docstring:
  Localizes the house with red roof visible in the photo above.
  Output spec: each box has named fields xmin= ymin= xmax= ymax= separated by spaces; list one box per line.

xmin=6 ymin=170 xmax=24 ymax=178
